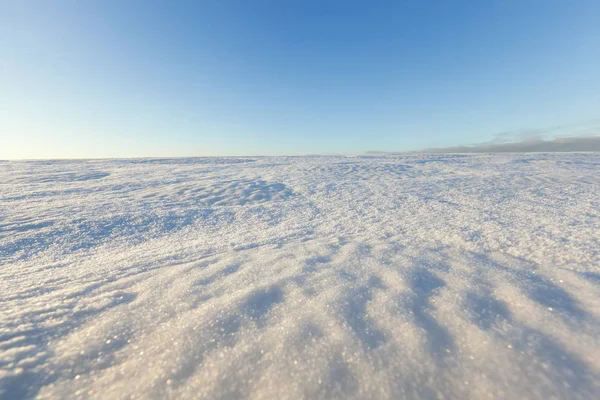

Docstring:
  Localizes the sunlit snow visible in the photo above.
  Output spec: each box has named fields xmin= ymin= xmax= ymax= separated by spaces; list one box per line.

xmin=1 ymin=154 xmax=600 ymax=399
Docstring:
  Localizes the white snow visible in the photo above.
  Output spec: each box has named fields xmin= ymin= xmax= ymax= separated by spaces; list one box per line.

xmin=1 ymin=154 xmax=600 ymax=399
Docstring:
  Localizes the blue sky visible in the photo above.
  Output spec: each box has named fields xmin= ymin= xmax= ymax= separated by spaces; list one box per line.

xmin=1 ymin=1 xmax=599 ymax=159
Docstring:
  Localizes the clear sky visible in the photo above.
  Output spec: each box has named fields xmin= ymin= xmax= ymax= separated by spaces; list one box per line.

xmin=1 ymin=1 xmax=600 ymax=159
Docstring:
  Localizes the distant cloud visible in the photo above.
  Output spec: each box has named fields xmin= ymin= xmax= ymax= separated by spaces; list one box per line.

xmin=421 ymin=119 xmax=600 ymax=153
xmin=365 ymin=120 xmax=600 ymax=154
xmin=423 ymin=136 xmax=600 ymax=153
xmin=489 ymin=119 xmax=600 ymax=144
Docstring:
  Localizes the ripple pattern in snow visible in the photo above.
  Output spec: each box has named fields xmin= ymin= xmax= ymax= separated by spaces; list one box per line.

xmin=1 ymin=154 xmax=600 ymax=399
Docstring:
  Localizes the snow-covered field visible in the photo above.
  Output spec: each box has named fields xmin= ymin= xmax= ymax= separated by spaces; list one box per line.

xmin=1 ymin=154 xmax=600 ymax=399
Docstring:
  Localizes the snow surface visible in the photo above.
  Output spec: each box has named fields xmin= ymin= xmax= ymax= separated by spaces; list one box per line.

xmin=1 ymin=154 xmax=600 ymax=399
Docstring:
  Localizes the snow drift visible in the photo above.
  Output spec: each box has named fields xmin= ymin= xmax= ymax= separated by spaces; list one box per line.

xmin=1 ymin=154 xmax=599 ymax=399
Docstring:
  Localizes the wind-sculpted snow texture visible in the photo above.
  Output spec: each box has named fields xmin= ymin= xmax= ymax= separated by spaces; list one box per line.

xmin=1 ymin=154 xmax=600 ymax=399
